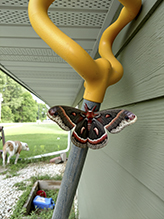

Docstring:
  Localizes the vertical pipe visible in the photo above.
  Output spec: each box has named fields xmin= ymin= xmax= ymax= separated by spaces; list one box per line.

xmin=52 ymin=99 xmax=101 ymax=219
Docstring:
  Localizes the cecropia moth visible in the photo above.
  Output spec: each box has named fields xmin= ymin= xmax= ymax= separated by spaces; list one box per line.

xmin=47 ymin=104 xmax=137 ymax=149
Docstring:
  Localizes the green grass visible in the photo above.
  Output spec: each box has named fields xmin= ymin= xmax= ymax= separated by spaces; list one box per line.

xmin=0 ymin=123 xmax=68 ymax=161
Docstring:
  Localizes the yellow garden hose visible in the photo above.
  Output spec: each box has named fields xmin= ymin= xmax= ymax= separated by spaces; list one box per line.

xmin=28 ymin=0 xmax=141 ymax=103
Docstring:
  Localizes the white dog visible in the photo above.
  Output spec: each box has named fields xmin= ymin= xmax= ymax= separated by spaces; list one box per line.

xmin=3 ymin=141 xmax=29 ymax=166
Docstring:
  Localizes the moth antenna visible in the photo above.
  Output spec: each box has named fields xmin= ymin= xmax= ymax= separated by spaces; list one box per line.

xmin=92 ymin=105 xmax=97 ymax=112
xmin=84 ymin=103 xmax=89 ymax=112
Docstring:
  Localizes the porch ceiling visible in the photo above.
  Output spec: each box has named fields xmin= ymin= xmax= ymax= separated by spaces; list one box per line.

xmin=0 ymin=0 xmax=119 ymax=107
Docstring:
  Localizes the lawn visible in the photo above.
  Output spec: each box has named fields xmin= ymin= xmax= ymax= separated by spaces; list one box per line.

xmin=0 ymin=122 xmax=69 ymax=161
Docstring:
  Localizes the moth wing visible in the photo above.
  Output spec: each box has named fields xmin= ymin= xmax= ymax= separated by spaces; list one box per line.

xmin=87 ymin=119 xmax=108 ymax=149
xmin=71 ymin=119 xmax=88 ymax=148
xmin=47 ymin=105 xmax=84 ymax=131
xmin=96 ymin=109 xmax=137 ymax=134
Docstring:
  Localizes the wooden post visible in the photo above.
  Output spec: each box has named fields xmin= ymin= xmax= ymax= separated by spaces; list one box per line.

xmin=0 ymin=126 xmax=5 ymax=146
xmin=52 ymin=99 xmax=101 ymax=219
xmin=0 ymin=126 xmax=5 ymax=160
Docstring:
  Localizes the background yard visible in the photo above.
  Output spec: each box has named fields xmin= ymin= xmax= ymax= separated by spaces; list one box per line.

xmin=0 ymin=122 xmax=68 ymax=162
xmin=0 ymin=123 xmax=78 ymax=219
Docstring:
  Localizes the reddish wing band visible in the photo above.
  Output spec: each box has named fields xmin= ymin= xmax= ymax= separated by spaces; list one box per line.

xmin=71 ymin=119 xmax=88 ymax=148
xmin=87 ymin=119 xmax=108 ymax=149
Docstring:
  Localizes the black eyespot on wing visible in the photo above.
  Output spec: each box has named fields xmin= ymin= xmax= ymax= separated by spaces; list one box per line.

xmin=48 ymin=107 xmax=58 ymax=116
xmin=125 ymin=116 xmax=129 ymax=120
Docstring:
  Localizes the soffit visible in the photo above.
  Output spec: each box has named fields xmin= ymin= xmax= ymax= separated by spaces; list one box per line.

xmin=0 ymin=0 xmax=119 ymax=107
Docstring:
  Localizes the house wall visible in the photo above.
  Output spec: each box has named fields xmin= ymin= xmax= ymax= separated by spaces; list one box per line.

xmin=78 ymin=0 xmax=164 ymax=218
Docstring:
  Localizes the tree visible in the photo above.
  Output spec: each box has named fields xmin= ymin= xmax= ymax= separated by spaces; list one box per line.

xmin=0 ymin=71 xmax=24 ymax=112
xmin=37 ymin=103 xmax=48 ymax=121
xmin=0 ymin=71 xmax=39 ymax=122
xmin=0 ymin=71 xmax=25 ymax=122
xmin=1 ymin=105 xmax=13 ymax=122
xmin=14 ymin=92 xmax=38 ymax=122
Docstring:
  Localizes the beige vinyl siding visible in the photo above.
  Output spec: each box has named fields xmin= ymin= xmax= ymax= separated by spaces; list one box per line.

xmin=78 ymin=0 xmax=164 ymax=218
